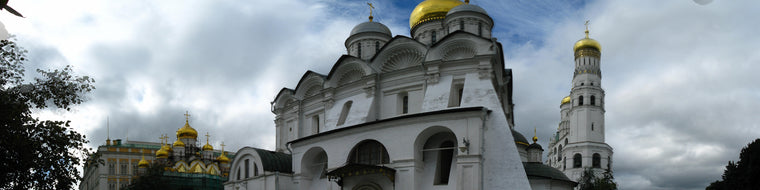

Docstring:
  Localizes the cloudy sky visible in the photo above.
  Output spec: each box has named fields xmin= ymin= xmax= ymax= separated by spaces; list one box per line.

xmin=2 ymin=0 xmax=758 ymax=189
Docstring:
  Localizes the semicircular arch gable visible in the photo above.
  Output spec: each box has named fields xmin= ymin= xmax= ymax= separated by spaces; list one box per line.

xmin=294 ymin=72 xmax=326 ymax=99
xmin=373 ymin=42 xmax=427 ymax=73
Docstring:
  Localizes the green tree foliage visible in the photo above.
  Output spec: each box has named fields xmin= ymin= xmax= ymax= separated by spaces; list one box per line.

xmin=578 ymin=168 xmax=618 ymax=190
xmin=707 ymin=138 xmax=760 ymax=190
xmin=127 ymin=162 xmax=171 ymax=190
xmin=0 ymin=37 xmax=95 ymax=189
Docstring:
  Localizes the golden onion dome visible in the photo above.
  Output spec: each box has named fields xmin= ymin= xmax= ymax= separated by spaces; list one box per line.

xmin=155 ymin=148 xmax=169 ymax=158
xmin=216 ymin=153 xmax=230 ymax=163
xmin=173 ymin=139 xmax=185 ymax=147
xmin=138 ymin=155 xmax=150 ymax=168
xmin=176 ymin=120 xmax=198 ymax=139
xmin=202 ymin=143 xmax=213 ymax=151
xmin=573 ymin=30 xmax=601 ymax=52
xmin=409 ymin=0 xmax=464 ymax=29
xmin=561 ymin=96 xmax=571 ymax=105
xmin=162 ymin=144 xmax=172 ymax=152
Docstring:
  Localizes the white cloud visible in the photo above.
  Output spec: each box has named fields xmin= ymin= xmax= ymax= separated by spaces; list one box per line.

xmin=3 ymin=0 xmax=759 ymax=189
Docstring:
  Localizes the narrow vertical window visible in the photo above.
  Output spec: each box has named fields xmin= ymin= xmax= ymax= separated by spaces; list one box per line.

xmin=431 ymin=31 xmax=437 ymax=44
xmin=578 ymin=96 xmax=584 ymax=105
xmin=244 ymin=159 xmax=250 ymax=178
xmin=478 ymin=22 xmax=482 ymax=36
xmin=357 ymin=42 xmax=362 ymax=58
xmin=399 ymin=92 xmax=409 ymax=114
xmin=590 ymin=95 xmax=596 ymax=105
xmin=121 ymin=163 xmax=127 ymax=175
xmin=593 ymin=153 xmax=601 ymax=168
xmin=403 ymin=95 xmax=409 ymax=114
xmin=435 ymin=141 xmax=455 ymax=185
xmin=563 ymin=159 xmax=566 ymax=170
xmin=592 ymin=123 xmax=594 ymax=131
xmin=108 ymin=162 xmax=115 ymax=175
xmin=448 ymin=80 xmax=464 ymax=107
xmin=237 ymin=167 xmax=241 ymax=180
xmin=460 ymin=20 xmax=464 ymax=30
xmin=254 ymin=163 xmax=259 ymax=176
xmin=337 ymin=101 xmax=352 ymax=126
xmin=375 ymin=41 xmax=380 ymax=53
xmin=312 ymin=115 xmax=320 ymax=134
xmin=573 ymin=154 xmax=582 ymax=168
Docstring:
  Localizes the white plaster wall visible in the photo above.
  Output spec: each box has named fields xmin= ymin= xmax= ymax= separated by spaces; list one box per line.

xmin=324 ymin=93 xmax=373 ymax=131
xmin=421 ymin=75 xmax=454 ymax=111
xmin=459 ymin=72 xmax=531 ymax=190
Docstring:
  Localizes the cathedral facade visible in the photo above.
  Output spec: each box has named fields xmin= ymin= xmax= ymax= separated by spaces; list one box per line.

xmin=225 ymin=0 xmax=582 ymax=189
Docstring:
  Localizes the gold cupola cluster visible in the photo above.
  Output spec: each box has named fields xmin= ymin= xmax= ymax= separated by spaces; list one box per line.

xmin=409 ymin=0 xmax=464 ymax=29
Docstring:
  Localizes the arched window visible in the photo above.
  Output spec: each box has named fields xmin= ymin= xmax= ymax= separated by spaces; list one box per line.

xmin=399 ymin=92 xmax=409 ymax=114
xmin=565 ymin=138 xmax=568 ymax=145
xmin=431 ymin=31 xmax=437 ymax=44
xmin=244 ymin=159 xmax=250 ymax=178
xmin=254 ymin=163 xmax=259 ymax=176
xmin=436 ymin=141 xmax=455 ymax=185
xmin=337 ymin=101 xmax=352 ymax=126
xmin=578 ymin=96 xmax=584 ymax=105
xmin=237 ymin=167 xmax=241 ymax=180
xmin=460 ymin=20 xmax=464 ymax=30
xmin=349 ymin=140 xmax=389 ymax=165
xmin=375 ymin=41 xmax=380 ymax=53
xmin=563 ymin=159 xmax=566 ymax=170
xmin=590 ymin=95 xmax=596 ymax=105
xmin=593 ymin=153 xmax=601 ymax=168
xmin=573 ymin=154 xmax=582 ymax=168
xmin=558 ymin=145 xmax=562 ymax=161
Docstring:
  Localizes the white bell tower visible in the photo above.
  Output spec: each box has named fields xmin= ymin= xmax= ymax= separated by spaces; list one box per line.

xmin=547 ymin=21 xmax=614 ymax=181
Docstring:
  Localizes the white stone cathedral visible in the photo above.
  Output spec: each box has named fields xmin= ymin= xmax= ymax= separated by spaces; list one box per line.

xmin=224 ymin=0 xmax=584 ymax=189
xmin=545 ymin=25 xmax=614 ymax=181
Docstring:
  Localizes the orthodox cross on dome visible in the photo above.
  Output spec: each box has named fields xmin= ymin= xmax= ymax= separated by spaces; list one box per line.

xmin=205 ymin=132 xmax=210 ymax=144
xmin=220 ymin=142 xmax=226 ymax=152
xmin=159 ymin=134 xmax=168 ymax=145
xmin=367 ymin=2 xmax=375 ymax=22
xmin=584 ymin=20 xmax=590 ymax=38
xmin=184 ymin=111 xmax=191 ymax=122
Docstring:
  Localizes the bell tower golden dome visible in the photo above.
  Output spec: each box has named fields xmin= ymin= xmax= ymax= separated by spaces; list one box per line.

xmin=409 ymin=0 xmax=464 ymax=29
xmin=573 ymin=20 xmax=601 ymax=52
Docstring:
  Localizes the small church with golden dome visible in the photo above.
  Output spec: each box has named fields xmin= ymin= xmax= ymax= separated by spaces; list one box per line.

xmin=222 ymin=0 xmax=612 ymax=190
xmin=148 ymin=112 xmax=233 ymax=178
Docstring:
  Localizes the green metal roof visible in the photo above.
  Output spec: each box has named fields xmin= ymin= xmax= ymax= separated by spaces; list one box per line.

xmin=253 ymin=148 xmax=293 ymax=173
xmin=522 ymin=162 xmax=576 ymax=184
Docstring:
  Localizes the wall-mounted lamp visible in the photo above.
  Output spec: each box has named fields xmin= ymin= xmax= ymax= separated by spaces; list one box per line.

xmin=459 ymin=138 xmax=470 ymax=153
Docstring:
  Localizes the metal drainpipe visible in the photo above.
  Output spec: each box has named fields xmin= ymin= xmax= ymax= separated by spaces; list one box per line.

xmin=275 ymin=171 xmax=280 ymax=190
xmin=479 ymin=109 xmax=488 ymax=190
